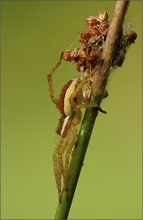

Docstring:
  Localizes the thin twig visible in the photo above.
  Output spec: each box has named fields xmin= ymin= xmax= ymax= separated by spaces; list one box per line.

xmin=54 ymin=1 xmax=130 ymax=219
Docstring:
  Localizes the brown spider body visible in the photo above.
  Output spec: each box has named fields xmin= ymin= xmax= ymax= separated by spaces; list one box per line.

xmin=59 ymin=78 xmax=82 ymax=116
xmin=48 ymin=51 xmax=108 ymax=201
xmin=56 ymin=77 xmax=83 ymax=138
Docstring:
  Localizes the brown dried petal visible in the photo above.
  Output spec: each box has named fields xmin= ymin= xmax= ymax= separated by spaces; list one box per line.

xmin=62 ymin=50 xmax=72 ymax=61
xmin=79 ymin=30 xmax=91 ymax=43
xmin=98 ymin=11 xmax=108 ymax=23
xmin=126 ymin=31 xmax=137 ymax=45
xmin=86 ymin=16 xmax=100 ymax=28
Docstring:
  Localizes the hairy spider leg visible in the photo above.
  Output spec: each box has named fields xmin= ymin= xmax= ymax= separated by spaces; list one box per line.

xmin=53 ymin=129 xmax=77 ymax=202
xmin=62 ymin=125 xmax=78 ymax=200
xmin=53 ymin=126 xmax=73 ymax=202
xmin=62 ymin=109 xmax=82 ymax=198
xmin=53 ymin=110 xmax=82 ymax=202
xmin=47 ymin=52 xmax=63 ymax=107
xmin=53 ymin=138 xmax=64 ymax=202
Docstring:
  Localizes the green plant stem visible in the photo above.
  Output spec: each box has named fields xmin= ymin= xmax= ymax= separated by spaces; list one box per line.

xmin=54 ymin=1 xmax=130 ymax=219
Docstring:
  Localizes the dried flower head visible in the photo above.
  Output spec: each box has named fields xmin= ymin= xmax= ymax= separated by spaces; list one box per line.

xmin=62 ymin=11 xmax=137 ymax=72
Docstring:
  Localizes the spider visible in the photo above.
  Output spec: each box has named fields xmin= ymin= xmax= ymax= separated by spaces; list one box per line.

xmin=48 ymin=53 xmax=106 ymax=202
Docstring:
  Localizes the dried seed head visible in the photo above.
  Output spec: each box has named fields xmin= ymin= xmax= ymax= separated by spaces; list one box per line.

xmin=86 ymin=16 xmax=99 ymax=28
xmin=70 ymin=48 xmax=80 ymax=60
xmin=98 ymin=11 xmax=108 ymax=23
xmin=125 ymin=31 xmax=137 ymax=45
xmin=79 ymin=30 xmax=91 ymax=43
xmin=62 ymin=50 xmax=72 ymax=61
xmin=78 ymin=65 xmax=86 ymax=72
xmin=61 ymin=10 xmax=136 ymax=72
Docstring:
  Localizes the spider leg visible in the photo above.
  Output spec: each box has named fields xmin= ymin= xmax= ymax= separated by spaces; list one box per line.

xmin=69 ymin=66 xmax=100 ymax=108
xmin=63 ymin=126 xmax=78 ymax=199
xmin=76 ymin=103 xmax=106 ymax=113
xmin=47 ymin=52 xmax=64 ymax=106
xmin=53 ymin=109 xmax=82 ymax=202
xmin=69 ymin=71 xmax=107 ymax=113
xmin=69 ymin=74 xmax=92 ymax=109
xmin=53 ymin=127 xmax=75 ymax=202
xmin=61 ymin=109 xmax=82 ymax=199
xmin=53 ymin=138 xmax=64 ymax=202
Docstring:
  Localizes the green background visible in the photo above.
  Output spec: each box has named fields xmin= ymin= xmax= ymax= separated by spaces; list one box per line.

xmin=1 ymin=1 xmax=142 ymax=219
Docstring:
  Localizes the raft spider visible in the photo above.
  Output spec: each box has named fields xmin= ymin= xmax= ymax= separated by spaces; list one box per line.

xmin=48 ymin=53 xmax=106 ymax=202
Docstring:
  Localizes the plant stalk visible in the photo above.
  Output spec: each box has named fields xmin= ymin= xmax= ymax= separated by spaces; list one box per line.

xmin=54 ymin=1 xmax=130 ymax=219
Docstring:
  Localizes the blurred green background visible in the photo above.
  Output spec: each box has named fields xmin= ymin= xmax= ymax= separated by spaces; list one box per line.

xmin=1 ymin=1 xmax=142 ymax=219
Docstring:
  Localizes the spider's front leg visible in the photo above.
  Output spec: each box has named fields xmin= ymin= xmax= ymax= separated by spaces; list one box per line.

xmin=47 ymin=52 xmax=63 ymax=107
